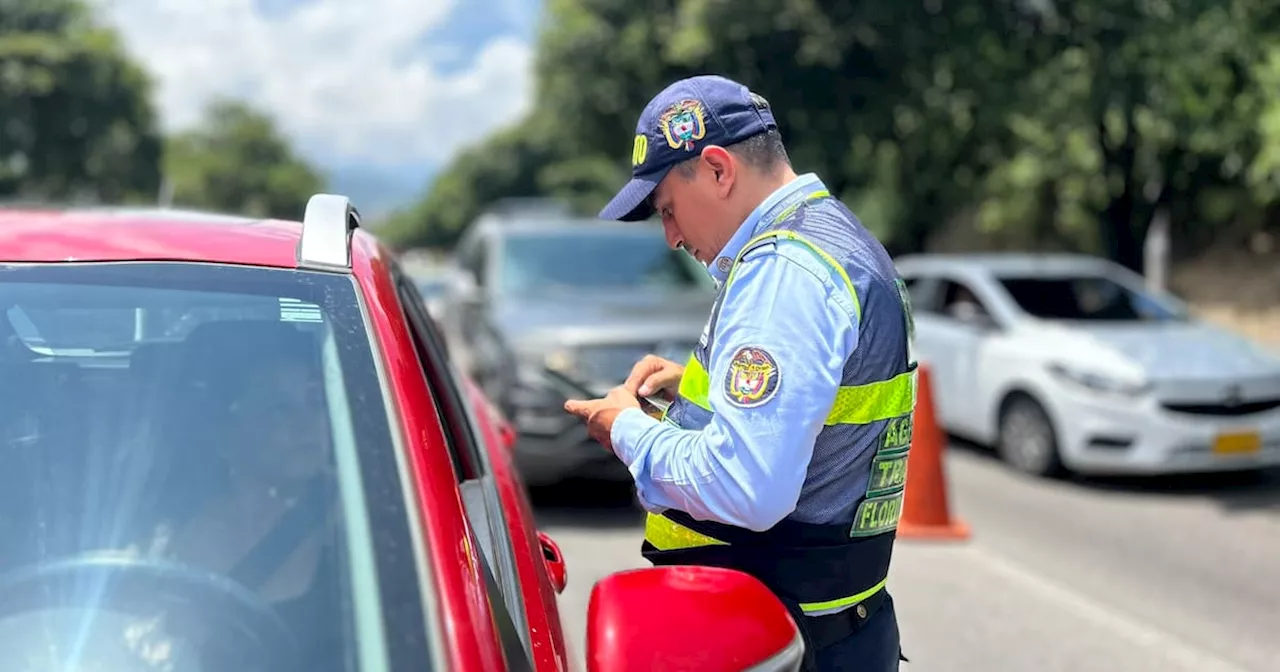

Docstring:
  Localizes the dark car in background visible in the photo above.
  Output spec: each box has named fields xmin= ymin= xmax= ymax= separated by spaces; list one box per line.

xmin=442 ymin=209 xmax=717 ymax=487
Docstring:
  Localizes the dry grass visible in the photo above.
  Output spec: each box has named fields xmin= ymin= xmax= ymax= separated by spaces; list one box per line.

xmin=1174 ymin=245 xmax=1280 ymax=351
xmin=1190 ymin=304 xmax=1280 ymax=351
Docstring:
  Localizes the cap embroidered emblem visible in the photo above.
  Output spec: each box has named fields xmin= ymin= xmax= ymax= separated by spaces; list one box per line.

xmin=659 ymin=99 xmax=707 ymax=151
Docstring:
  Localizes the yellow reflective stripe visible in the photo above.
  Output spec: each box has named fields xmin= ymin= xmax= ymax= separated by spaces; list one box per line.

xmin=644 ymin=512 xmax=891 ymax=616
xmin=798 ymin=578 xmax=887 ymax=615
xmin=728 ymin=228 xmax=861 ymax=321
xmin=677 ymin=353 xmax=712 ymax=412
xmin=772 ymin=189 xmax=830 ymax=224
xmin=644 ymin=513 xmax=729 ymax=551
xmin=827 ymin=369 xmax=916 ymax=425
xmin=676 ymin=354 xmax=915 ymax=425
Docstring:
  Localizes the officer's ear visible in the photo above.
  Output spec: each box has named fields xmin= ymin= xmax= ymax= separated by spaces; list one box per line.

xmin=700 ymin=146 xmax=735 ymax=198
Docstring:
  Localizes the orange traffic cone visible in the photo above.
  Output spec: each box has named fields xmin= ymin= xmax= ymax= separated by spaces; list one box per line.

xmin=897 ymin=364 xmax=971 ymax=541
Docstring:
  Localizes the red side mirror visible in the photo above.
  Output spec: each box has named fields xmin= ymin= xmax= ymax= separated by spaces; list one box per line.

xmin=537 ymin=531 xmax=567 ymax=594
xmin=586 ymin=566 xmax=803 ymax=672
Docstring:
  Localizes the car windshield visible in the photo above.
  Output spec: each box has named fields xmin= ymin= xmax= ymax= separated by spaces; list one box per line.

xmin=498 ymin=228 xmax=713 ymax=295
xmin=998 ymin=271 xmax=1187 ymax=322
xmin=0 ymin=262 xmax=427 ymax=672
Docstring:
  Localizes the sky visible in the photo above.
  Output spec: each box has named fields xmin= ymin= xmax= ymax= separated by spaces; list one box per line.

xmin=91 ymin=0 xmax=544 ymax=217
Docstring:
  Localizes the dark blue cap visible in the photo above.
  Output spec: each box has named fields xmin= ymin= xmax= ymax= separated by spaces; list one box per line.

xmin=598 ymin=75 xmax=779 ymax=222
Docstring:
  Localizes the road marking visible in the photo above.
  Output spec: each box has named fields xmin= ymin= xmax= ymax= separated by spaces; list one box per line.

xmin=969 ymin=546 xmax=1254 ymax=672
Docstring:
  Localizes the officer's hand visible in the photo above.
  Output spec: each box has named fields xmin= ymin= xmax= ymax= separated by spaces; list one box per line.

xmin=623 ymin=354 xmax=685 ymax=400
xmin=563 ymin=386 xmax=640 ymax=453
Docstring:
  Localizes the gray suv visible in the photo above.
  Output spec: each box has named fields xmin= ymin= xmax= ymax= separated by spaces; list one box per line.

xmin=444 ymin=210 xmax=716 ymax=487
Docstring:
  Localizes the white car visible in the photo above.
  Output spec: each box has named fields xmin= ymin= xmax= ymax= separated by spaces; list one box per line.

xmin=894 ymin=253 xmax=1280 ymax=477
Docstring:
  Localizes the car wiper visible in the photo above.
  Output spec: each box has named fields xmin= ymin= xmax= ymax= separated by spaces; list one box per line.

xmin=541 ymin=365 xmax=595 ymax=398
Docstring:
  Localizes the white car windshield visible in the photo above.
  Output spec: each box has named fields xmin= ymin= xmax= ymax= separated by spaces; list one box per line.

xmin=997 ymin=272 xmax=1187 ymax=322
xmin=0 ymin=262 xmax=428 ymax=672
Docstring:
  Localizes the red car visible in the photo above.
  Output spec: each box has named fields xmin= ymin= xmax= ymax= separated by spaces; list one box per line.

xmin=0 ymin=195 xmax=804 ymax=671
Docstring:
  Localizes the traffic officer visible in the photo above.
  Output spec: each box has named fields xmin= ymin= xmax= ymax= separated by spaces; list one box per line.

xmin=564 ymin=74 xmax=916 ymax=671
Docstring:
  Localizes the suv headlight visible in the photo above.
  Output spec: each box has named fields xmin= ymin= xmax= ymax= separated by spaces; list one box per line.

xmin=1048 ymin=363 xmax=1149 ymax=396
xmin=542 ymin=347 xmax=577 ymax=377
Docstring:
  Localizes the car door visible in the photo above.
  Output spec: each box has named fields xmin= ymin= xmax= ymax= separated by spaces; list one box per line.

xmin=462 ymin=375 xmax=574 ymax=671
xmin=900 ymin=272 xmax=951 ymax=385
xmin=922 ymin=277 xmax=998 ymax=434
xmin=390 ymin=263 xmax=540 ymax=671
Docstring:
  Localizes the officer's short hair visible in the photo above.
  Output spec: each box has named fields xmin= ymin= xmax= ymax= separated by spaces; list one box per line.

xmin=675 ymin=128 xmax=791 ymax=180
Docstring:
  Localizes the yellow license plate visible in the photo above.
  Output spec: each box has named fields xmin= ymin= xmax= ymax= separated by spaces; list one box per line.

xmin=1212 ymin=432 xmax=1261 ymax=455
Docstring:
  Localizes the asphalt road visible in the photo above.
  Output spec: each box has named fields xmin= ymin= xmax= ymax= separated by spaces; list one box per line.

xmin=531 ymin=443 xmax=1280 ymax=672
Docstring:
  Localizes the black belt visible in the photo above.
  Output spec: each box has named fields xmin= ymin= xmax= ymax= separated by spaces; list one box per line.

xmin=797 ymin=589 xmax=908 ymax=668
xmin=802 ymin=587 xmax=888 ymax=651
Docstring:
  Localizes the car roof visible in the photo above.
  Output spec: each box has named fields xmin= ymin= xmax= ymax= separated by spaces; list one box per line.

xmin=894 ymin=252 xmax=1118 ymax=277
xmin=0 ymin=204 xmax=375 ymax=270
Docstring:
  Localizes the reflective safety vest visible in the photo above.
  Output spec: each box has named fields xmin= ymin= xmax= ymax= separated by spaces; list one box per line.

xmin=643 ymin=185 xmax=917 ymax=635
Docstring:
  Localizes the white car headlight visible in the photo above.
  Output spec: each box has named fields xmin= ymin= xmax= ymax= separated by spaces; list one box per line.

xmin=1047 ymin=363 xmax=1149 ymax=396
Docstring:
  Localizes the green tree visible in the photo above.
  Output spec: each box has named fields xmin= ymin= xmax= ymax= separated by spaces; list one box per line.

xmin=397 ymin=0 xmax=1280 ymax=262
xmin=0 ymin=0 xmax=163 ymax=203
xmin=402 ymin=0 xmax=1035 ymax=252
xmin=975 ymin=0 xmax=1280 ymax=270
xmin=163 ymin=99 xmax=325 ymax=220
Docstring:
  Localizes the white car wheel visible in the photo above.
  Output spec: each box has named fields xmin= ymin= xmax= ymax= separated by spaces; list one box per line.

xmin=998 ymin=395 xmax=1065 ymax=477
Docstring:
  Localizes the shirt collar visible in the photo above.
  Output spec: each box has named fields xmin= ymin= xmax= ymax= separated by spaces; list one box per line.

xmin=707 ymin=172 xmax=824 ymax=285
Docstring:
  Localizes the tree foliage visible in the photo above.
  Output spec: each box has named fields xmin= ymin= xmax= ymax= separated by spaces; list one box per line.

xmin=163 ymin=99 xmax=325 ymax=220
xmin=0 ymin=0 xmax=324 ymax=218
xmin=388 ymin=0 xmax=1280 ymax=268
xmin=974 ymin=0 xmax=1280 ymax=268
xmin=0 ymin=0 xmax=163 ymax=203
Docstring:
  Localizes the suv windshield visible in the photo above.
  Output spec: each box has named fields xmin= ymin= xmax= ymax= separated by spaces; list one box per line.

xmin=0 ymin=262 xmax=425 ymax=671
xmin=998 ymin=272 xmax=1186 ymax=322
xmin=498 ymin=228 xmax=713 ymax=295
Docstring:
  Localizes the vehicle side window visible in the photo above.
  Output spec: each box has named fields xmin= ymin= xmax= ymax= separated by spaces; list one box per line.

xmin=390 ymin=263 xmax=533 ymax=664
xmin=473 ymin=244 xmax=489 ymax=289
xmin=937 ymin=279 xmax=993 ymax=321
xmin=900 ymin=273 xmax=940 ymax=314
xmin=456 ymin=236 xmax=488 ymax=289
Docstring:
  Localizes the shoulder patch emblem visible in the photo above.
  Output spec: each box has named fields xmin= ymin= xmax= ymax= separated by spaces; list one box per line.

xmin=724 ymin=346 xmax=781 ymax=408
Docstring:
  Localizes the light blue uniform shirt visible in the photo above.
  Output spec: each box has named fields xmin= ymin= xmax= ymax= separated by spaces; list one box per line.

xmin=610 ymin=174 xmax=861 ymax=532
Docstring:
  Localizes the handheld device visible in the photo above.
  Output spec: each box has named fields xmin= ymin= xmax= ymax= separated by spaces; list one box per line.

xmin=639 ymin=394 xmax=671 ymax=419
xmin=543 ymin=366 xmax=670 ymax=419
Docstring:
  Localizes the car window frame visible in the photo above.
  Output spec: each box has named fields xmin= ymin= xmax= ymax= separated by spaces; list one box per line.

xmin=388 ymin=260 xmax=534 ymax=665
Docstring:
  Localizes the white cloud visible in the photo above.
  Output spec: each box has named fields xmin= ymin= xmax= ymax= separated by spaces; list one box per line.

xmin=91 ymin=0 xmax=534 ymax=166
